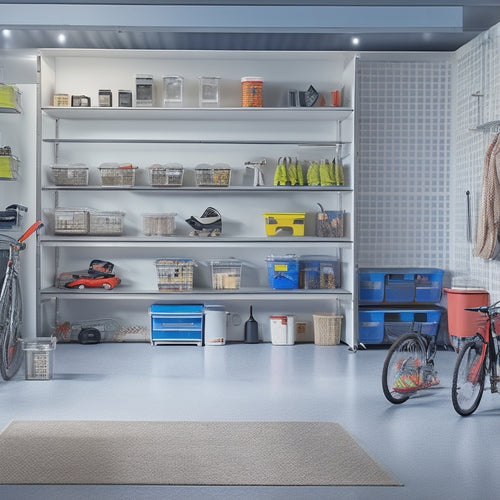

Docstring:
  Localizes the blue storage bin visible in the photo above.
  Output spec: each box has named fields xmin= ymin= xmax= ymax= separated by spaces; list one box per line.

xmin=385 ymin=273 xmax=415 ymax=302
xmin=149 ymin=304 xmax=204 ymax=346
xmin=358 ymin=310 xmax=385 ymax=344
xmin=415 ymin=270 xmax=445 ymax=303
xmin=359 ymin=272 xmax=385 ymax=303
xmin=266 ymin=255 xmax=299 ymax=289
xmin=359 ymin=308 xmax=442 ymax=344
xmin=359 ymin=268 xmax=444 ymax=304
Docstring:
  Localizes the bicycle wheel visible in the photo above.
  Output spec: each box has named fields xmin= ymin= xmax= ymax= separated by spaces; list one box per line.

xmin=382 ymin=332 xmax=427 ymax=404
xmin=0 ymin=274 xmax=23 ymax=380
xmin=452 ymin=340 xmax=485 ymax=416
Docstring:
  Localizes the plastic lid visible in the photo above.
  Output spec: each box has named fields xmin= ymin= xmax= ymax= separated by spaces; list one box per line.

xmin=241 ymin=77 xmax=263 ymax=82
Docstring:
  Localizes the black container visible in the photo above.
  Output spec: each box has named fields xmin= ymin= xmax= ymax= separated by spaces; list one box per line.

xmin=244 ymin=306 xmax=259 ymax=343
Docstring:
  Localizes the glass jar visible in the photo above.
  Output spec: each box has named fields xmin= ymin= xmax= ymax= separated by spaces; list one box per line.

xmin=198 ymin=76 xmax=220 ymax=107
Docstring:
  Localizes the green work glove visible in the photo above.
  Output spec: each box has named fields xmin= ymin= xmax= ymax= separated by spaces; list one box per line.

xmin=319 ymin=159 xmax=334 ymax=186
xmin=307 ymin=161 xmax=320 ymax=186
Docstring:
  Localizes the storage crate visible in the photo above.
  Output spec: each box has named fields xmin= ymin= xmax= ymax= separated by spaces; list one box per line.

xmin=155 ymin=258 xmax=196 ymax=291
xmin=359 ymin=268 xmax=444 ymax=304
xmin=194 ymin=165 xmax=231 ymax=187
xmin=50 ymin=164 xmax=89 ymax=186
xmin=143 ymin=213 xmax=176 ymax=236
xmin=0 ymin=85 xmax=21 ymax=112
xmin=98 ymin=163 xmax=137 ymax=187
xmin=0 ymin=156 xmax=19 ymax=180
xmin=264 ymin=212 xmax=306 ymax=236
xmin=211 ymin=259 xmax=242 ymax=290
xmin=358 ymin=309 xmax=442 ymax=345
xmin=21 ymin=337 xmax=56 ymax=380
xmin=148 ymin=164 xmax=184 ymax=187
xmin=315 ymin=209 xmax=344 ymax=238
xmin=89 ymin=211 xmax=124 ymax=235
xmin=54 ymin=208 xmax=89 ymax=234
xmin=299 ymin=258 xmax=340 ymax=289
xmin=266 ymin=255 xmax=299 ymax=289
xmin=359 ymin=271 xmax=385 ymax=303
xmin=313 ymin=313 xmax=343 ymax=345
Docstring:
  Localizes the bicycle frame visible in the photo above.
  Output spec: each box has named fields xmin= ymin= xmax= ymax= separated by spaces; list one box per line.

xmin=465 ymin=305 xmax=500 ymax=391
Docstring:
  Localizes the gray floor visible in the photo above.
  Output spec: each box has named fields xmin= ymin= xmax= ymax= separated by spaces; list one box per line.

xmin=0 ymin=341 xmax=499 ymax=500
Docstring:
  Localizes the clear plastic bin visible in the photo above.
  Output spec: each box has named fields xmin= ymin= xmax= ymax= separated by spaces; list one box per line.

xmin=199 ymin=76 xmax=220 ymax=107
xmin=155 ymin=258 xmax=196 ymax=291
xmin=195 ymin=164 xmax=231 ymax=187
xmin=143 ymin=213 xmax=176 ymax=236
xmin=211 ymin=259 xmax=242 ymax=290
xmin=22 ymin=337 xmax=57 ymax=380
xmin=54 ymin=208 xmax=89 ymax=234
xmin=89 ymin=211 xmax=124 ymax=235
xmin=0 ymin=156 xmax=19 ymax=180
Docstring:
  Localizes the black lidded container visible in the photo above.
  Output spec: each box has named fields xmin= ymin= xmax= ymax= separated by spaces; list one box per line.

xmin=244 ymin=306 xmax=259 ymax=343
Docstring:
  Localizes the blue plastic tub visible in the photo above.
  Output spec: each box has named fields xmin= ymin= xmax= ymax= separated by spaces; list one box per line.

xmin=266 ymin=255 xmax=299 ymax=289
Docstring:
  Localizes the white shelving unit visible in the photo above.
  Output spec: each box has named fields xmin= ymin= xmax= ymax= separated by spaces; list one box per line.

xmin=37 ymin=49 xmax=357 ymax=347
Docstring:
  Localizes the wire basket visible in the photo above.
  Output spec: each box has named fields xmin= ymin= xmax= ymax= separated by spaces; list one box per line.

xmin=195 ymin=165 xmax=231 ymax=187
xmin=148 ymin=164 xmax=184 ymax=187
xmin=0 ymin=156 xmax=19 ymax=180
xmin=155 ymin=258 xmax=196 ymax=291
xmin=98 ymin=163 xmax=137 ymax=187
xmin=313 ymin=313 xmax=343 ymax=345
xmin=211 ymin=259 xmax=242 ymax=290
xmin=51 ymin=164 xmax=89 ymax=186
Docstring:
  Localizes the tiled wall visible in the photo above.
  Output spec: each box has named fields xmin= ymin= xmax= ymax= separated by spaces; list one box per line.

xmin=453 ymin=23 xmax=500 ymax=299
xmin=356 ymin=57 xmax=452 ymax=270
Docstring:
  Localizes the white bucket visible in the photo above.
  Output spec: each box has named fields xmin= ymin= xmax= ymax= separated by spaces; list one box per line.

xmin=204 ymin=308 xmax=228 ymax=345
xmin=270 ymin=315 xmax=295 ymax=345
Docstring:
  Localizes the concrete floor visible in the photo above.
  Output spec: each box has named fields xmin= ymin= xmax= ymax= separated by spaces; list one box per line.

xmin=0 ymin=342 xmax=499 ymax=500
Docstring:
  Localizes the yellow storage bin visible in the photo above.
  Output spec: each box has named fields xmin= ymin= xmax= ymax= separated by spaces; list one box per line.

xmin=263 ymin=212 xmax=306 ymax=236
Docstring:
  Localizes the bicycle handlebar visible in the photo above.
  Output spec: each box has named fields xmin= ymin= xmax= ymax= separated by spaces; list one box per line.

xmin=465 ymin=300 xmax=500 ymax=317
xmin=18 ymin=220 xmax=43 ymax=243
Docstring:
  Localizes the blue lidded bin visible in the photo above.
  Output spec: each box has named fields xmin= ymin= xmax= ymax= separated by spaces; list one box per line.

xmin=266 ymin=255 xmax=299 ymax=289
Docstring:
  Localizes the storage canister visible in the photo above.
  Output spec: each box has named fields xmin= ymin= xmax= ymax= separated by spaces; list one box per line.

xmin=270 ymin=315 xmax=295 ymax=345
xmin=241 ymin=77 xmax=263 ymax=107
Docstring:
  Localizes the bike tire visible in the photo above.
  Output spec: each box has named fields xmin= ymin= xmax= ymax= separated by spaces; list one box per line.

xmin=452 ymin=340 xmax=485 ymax=416
xmin=382 ymin=332 xmax=427 ymax=404
xmin=0 ymin=274 xmax=23 ymax=380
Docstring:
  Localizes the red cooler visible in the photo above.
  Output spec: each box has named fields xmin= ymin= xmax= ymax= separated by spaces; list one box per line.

xmin=444 ymin=288 xmax=489 ymax=350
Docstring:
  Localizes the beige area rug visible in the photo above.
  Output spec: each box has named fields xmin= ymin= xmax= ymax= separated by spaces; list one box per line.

xmin=0 ymin=420 xmax=400 ymax=486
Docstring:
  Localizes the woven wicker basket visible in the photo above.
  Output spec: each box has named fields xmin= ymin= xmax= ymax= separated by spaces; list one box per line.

xmin=313 ymin=313 xmax=343 ymax=345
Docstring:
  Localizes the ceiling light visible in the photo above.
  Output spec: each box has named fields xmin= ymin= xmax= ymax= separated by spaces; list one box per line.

xmin=2 ymin=29 xmax=11 ymax=38
xmin=57 ymin=33 xmax=66 ymax=44
xmin=352 ymin=37 xmax=360 ymax=46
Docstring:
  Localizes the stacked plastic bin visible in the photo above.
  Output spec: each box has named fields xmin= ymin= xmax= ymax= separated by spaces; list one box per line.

xmin=358 ymin=268 xmax=444 ymax=345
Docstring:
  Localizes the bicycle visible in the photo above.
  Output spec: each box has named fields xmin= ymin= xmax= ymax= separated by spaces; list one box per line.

xmin=382 ymin=323 xmax=440 ymax=404
xmin=0 ymin=220 xmax=43 ymax=380
xmin=451 ymin=301 xmax=500 ymax=416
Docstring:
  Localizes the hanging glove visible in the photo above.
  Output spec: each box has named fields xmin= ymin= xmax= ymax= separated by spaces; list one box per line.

xmin=335 ymin=160 xmax=345 ymax=186
xmin=306 ymin=161 xmax=320 ymax=186
xmin=286 ymin=157 xmax=298 ymax=186
xmin=319 ymin=159 xmax=334 ymax=186
xmin=294 ymin=159 xmax=304 ymax=186
xmin=273 ymin=157 xmax=288 ymax=186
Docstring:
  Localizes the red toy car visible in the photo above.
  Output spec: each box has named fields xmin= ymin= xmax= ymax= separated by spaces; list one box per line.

xmin=58 ymin=259 xmax=121 ymax=290
xmin=65 ymin=274 xmax=121 ymax=290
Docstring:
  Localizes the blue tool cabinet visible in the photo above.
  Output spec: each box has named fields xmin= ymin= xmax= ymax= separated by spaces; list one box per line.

xmin=149 ymin=304 xmax=204 ymax=346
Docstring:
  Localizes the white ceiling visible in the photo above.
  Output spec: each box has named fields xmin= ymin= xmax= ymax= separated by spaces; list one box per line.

xmin=1 ymin=1 xmax=500 ymax=52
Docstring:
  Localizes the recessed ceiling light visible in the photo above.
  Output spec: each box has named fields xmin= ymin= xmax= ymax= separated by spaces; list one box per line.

xmin=57 ymin=33 xmax=66 ymax=44
xmin=352 ymin=37 xmax=360 ymax=46
xmin=2 ymin=29 xmax=11 ymax=38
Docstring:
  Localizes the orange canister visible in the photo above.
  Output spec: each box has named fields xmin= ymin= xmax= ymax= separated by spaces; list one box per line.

xmin=241 ymin=77 xmax=263 ymax=107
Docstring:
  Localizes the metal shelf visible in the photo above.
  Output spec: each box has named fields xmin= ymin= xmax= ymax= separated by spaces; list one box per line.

xmin=41 ymin=185 xmax=353 ymax=192
xmin=42 ymin=106 xmax=354 ymax=122
xmin=40 ymin=235 xmax=353 ymax=247
xmin=40 ymin=286 xmax=352 ymax=300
